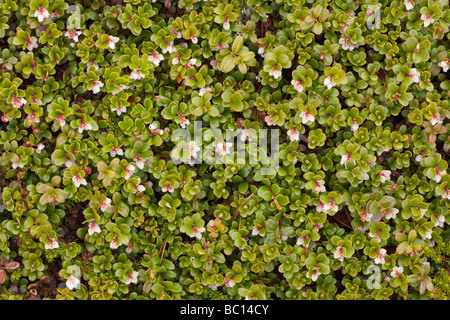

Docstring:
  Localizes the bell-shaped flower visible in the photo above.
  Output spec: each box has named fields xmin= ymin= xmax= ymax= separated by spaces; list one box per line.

xmin=34 ymin=6 xmax=50 ymax=23
xmin=88 ymin=221 xmax=101 ymax=235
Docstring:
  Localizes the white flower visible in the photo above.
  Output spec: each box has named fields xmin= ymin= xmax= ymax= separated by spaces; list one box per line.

xmin=12 ymin=96 xmax=27 ymax=109
xmin=269 ymin=68 xmax=282 ymax=79
xmin=190 ymin=36 xmax=198 ymax=44
xmin=323 ymin=76 xmax=336 ymax=89
xmin=72 ymin=174 xmax=87 ymax=188
xmin=78 ymin=120 xmax=92 ymax=133
xmin=439 ymin=60 xmax=449 ymax=72
xmin=299 ymin=110 xmax=315 ymax=124
xmin=434 ymin=214 xmax=445 ymax=227
xmin=11 ymin=161 xmax=24 ymax=169
xmin=56 ymin=114 xmax=66 ymax=127
xmin=404 ymin=0 xmax=414 ymax=10
xmin=110 ymin=147 xmax=124 ymax=158
xmin=162 ymin=184 xmax=174 ymax=193
xmin=422 ymin=229 xmax=433 ymax=240
xmin=239 ymin=129 xmax=253 ymax=142
xmin=65 ymin=158 xmax=75 ymax=168
xmin=45 ymin=238 xmax=59 ymax=250
xmin=186 ymin=141 xmax=201 ymax=158
xmin=390 ymin=266 xmax=404 ymax=278
xmin=409 ymin=68 xmax=421 ymax=83
xmin=308 ymin=270 xmax=321 ymax=282
xmin=208 ymin=283 xmax=219 ymax=291
xmin=148 ymin=51 xmax=164 ymax=66
xmin=291 ymin=79 xmax=304 ymax=94
xmin=124 ymin=271 xmax=139 ymax=285
xmin=172 ymin=57 xmax=179 ymax=65
xmin=124 ymin=164 xmax=135 ymax=180
xmin=110 ymin=237 xmax=122 ymax=249
xmin=334 ymin=246 xmax=344 ymax=262
xmin=442 ymin=188 xmax=450 ymax=201
xmin=432 ymin=168 xmax=446 ymax=183
xmin=386 ymin=207 xmax=399 ymax=220
xmin=430 ymin=112 xmax=443 ymax=126
xmin=100 ymin=197 xmax=112 ymax=212
xmin=130 ymin=69 xmax=145 ymax=81
xmin=314 ymin=180 xmax=326 ymax=193
xmin=351 ymin=122 xmax=359 ymax=132
xmin=215 ymin=142 xmax=233 ymax=156
xmin=374 ymin=248 xmax=387 ymax=264
xmin=162 ymin=42 xmax=175 ymax=54
xmin=296 ymin=237 xmax=305 ymax=247
xmin=134 ymin=156 xmax=145 ymax=170
xmin=287 ymin=129 xmax=300 ymax=141
xmin=258 ymin=47 xmax=266 ymax=57
xmin=223 ymin=21 xmax=230 ymax=30
xmin=34 ymin=6 xmax=50 ymax=23
xmin=66 ymin=275 xmax=80 ymax=290
xmin=65 ymin=29 xmax=82 ymax=42
xmin=210 ymin=60 xmax=220 ymax=71
xmin=88 ymin=221 xmax=101 ymax=235
xmin=190 ymin=226 xmax=205 ymax=240
xmin=112 ymin=105 xmax=127 ymax=116
xmin=379 ymin=170 xmax=391 ymax=183
xmin=264 ymin=115 xmax=277 ymax=126
xmin=36 ymin=143 xmax=45 ymax=154
xmin=107 ymin=36 xmax=120 ymax=50
xmin=199 ymin=87 xmax=212 ymax=97
xmin=26 ymin=36 xmax=38 ymax=51
xmin=340 ymin=153 xmax=351 ymax=166
xmin=421 ymin=14 xmax=435 ymax=27
xmin=415 ymin=154 xmax=423 ymax=162
xmin=87 ymin=61 xmax=99 ymax=72
xmin=252 ymin=226 xmax=265 ymax=237
xmin=92 ymin=81 xmax=104 ymax=94
xmin=189 ymin=58 xmax=197 ymax=66
xmin=360 ymin=209 xmax=373 ymax=222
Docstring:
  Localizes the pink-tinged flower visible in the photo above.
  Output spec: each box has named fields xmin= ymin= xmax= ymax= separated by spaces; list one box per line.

xmin=432 ymin=167 xmax=446 ymax=183
xmin=56 ymin=114 xmax=66 ymax=127
xmin=296 ymin=236 xmax=305 ymax=247
xmin=190 ymin=226 xmax=205 ymax=240
xmin=110 ymin=236 xmax=122 ymax=249
xmin=379 ymin=170 xmax=391 ymax=183
xmin=252 ymin=226 xmax=265 ymax=237
xmin=323 ymin=76 xmax=336 ymax=89
xmin=340 ymin=152 xmax=351 ymax=167
xmin=88 ymin=221 xmax=101 ymax=235
xmin=45 ymin=238 xmax=59 ymax=250
xmin=390 ymin=266 xmax=404 ymax=278
xmin=442 ymin=187 xmax=450 ymax=201
xmin=100 ymin=197 xmax=112 ymax=212
xmin=210 ymin=60 xmax=220 ymax=71
xmin=299 ymin=110 xmax=315 ymax=124
xmin=369 ymin=230 xmax=382 ymax=243
xmin=66 ymin=275 xmax=80 ymax=290
xmin=124 ymin=271 xmax=139 ymax=285
xmin=374 ymin=248 xmax=387 ymax=264
xmin=421 ymin=14 xmax=435 ymax=27
xmin=78 ymin=119 xmax=92 ymax=133
xmin=434 ymin=213 xmax=445 ymax=227
xmin=264 ymin=115 xmax=277 ymax=126
xmin=215 ymin=142 xmax=233 ymax=157
xmin=239 ymin=129 xmax=253 ymax=142
xmin=351 ymin=119 xmax=359 ymax=132
xmin=12 ymin=161 xmax=24 ymax=169
xmin=269 ymin=67 xmax=282 ymax=79
xmin=111 ymin=105 xmax=127 ymax=116
xmin=134 ymin=154 xmax=145 ymax=170
xmin=179 ymin=114 xmax=190 ymax=128
xmin=404 ymin=0 xmax=414 ymax=10
xmin=223 ymin=20 xmax=230 ymax=31
xmin=72 ymin=174 xmax=87 ymax=188
xmin=110 ymin=146 xmax=123 ymax=158
xmin=36 ymin=143 xmax=45 ymax=154
xmin=314 ymin=180 xmax=326 ymax=193
xmin=65 ymin=29 xmax=82 ymax=42
xmin=386 ymin=207 xmax=399 ymax=220
xmin=439 ymin=60 xmax=449 ymax=72
xmin=334 ymin=246 xmax=344 ymax=262
xmin=132 ymin=183 xmax=145 ymax=194
xmin=92 ymin=80 xmax=104 ymax=94
xmin=162 ymin=42 xmax=175 ymax=54
xmin=190 ymin=36 xmax=198 ymax=44
xmin=360 ymin=208 xmax=373 ymax=222
xmin=408 ymin=68 xmax=421 ymax=83
xmin=199 ymin=87 xmax=212 ymax=97
xmin=26 ymin=36 xmax=38 ymax=51
xmin=162 ymin=184 xmax=174 ymax=193
xmin=291 ymin=79 xmax=304 ymax=94
xmin=421 ymin=229 xmax=433 ymax=240
xmin=130 ymin=69 xmax=145 ymax=81
xmin=107 ymin=36 xmax=120 ymax=50
xmin=34 ymin=6 xmax=50 ymax=23
xmin=86 ymin=61 xmax=99 ymax=72
xmin=124 ymin=164 xmax=135 ymax=180
xmin=186 ymin=141 xmax=201 ymax=159
xmin=338 ymin=37 xmax=358 ymax=51
xmin=287 ymin=129 xmax=300 ymax=142
xmin=430 ymin=112 xmax=443 ymax=126
xmin=65 ymin=157 xmax=75 ymax=168
xmin=258 ymin=46 xmax=266 ymax=57
xmin=308 ymin=270 xmax=321 ymax=282
xmin=12 ymin=96 xmax=26 ymax=109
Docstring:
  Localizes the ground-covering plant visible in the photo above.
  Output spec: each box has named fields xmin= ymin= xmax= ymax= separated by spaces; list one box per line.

xmin=0 ymin=0 xmax=449 ymax=301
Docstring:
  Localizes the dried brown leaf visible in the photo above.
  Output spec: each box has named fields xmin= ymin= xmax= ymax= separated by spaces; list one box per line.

xmin=4 ymin=262 xmax=20 ymax=270
xmin=0 ymin=269 xmax=6 ymax=285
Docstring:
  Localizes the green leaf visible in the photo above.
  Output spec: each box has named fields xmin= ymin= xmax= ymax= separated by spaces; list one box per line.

xmin=220 ymin=55 xmax=236 ymax=73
